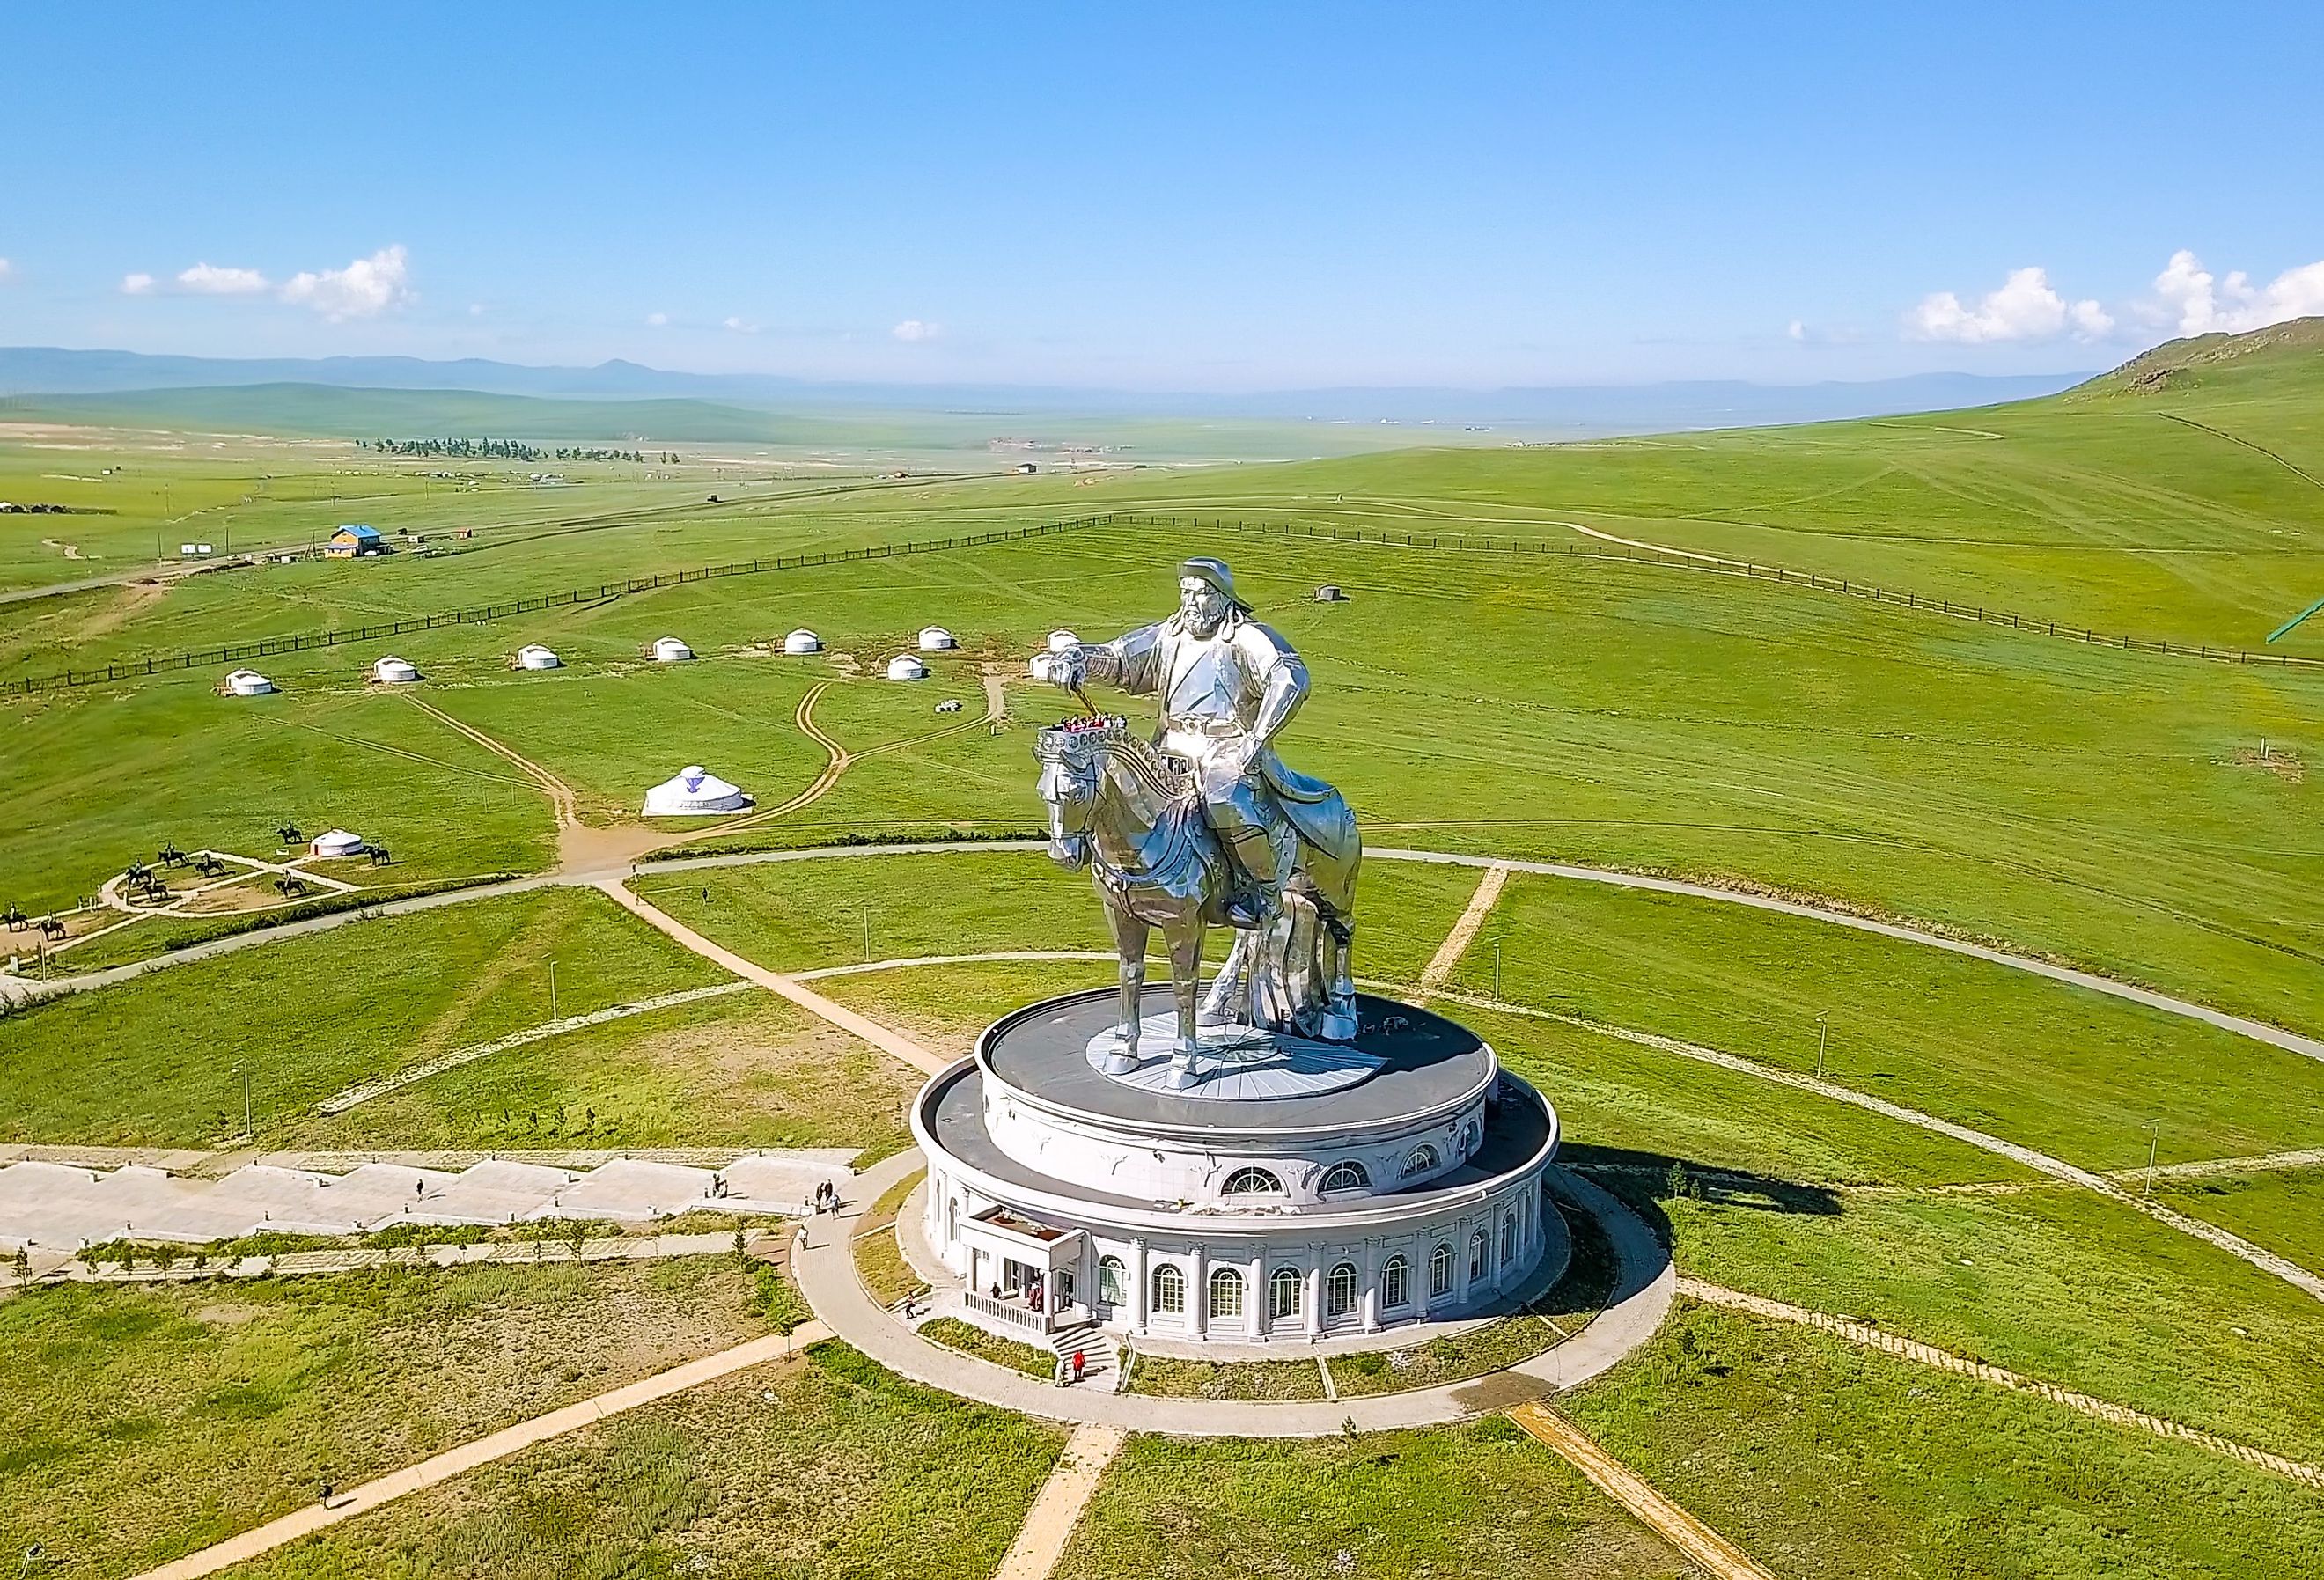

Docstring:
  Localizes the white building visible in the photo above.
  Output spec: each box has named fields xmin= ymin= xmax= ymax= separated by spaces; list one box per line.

xmin=918 ymin=626 xmax=958 ymax=651
xmin=309 ymin=829 xmax=364 ymax=858
xmin=516 ymin=644 xmax=562 ymax=671
xmin=783 ymin=628 xmax=822 ymax=655
xmin=1046 ymin=628 xmax=1081 ymax=653
xmin=651 ymin=636 xmax=694 ymax=663
xmin=886 ymin=654 xmax=929 ymax=681
xmin=914 ymin=991 xmax=1561 ymax=1347
xmin=371 ymin=656 xmax=420 ymax=684
xmin=223 ymin=668 xmax=275 ymax=696
xmin=643 ymin=765 xmax=753 ymax=816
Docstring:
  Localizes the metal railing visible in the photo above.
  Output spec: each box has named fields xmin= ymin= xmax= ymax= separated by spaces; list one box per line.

xmin=965 ymin=1290 xmax=1055 ymax=1335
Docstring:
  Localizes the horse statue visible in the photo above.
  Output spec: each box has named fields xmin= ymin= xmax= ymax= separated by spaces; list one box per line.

xmin=1034 ymin=716 xmax=1360 ymax=1091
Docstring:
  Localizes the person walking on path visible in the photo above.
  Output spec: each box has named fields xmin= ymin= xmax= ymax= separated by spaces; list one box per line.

xmin=1072 ymin=1349 xmax=1086 ymax=1385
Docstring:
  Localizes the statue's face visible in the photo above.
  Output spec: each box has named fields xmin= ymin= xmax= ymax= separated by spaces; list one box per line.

xmin=1179 ymin=575 xmax=1229 ymax=637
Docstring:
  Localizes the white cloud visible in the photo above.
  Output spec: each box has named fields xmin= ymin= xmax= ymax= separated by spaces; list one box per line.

xmin=177 ymin=261 xmax=271 ymax=295
xmin=1905 ymin=266 xmax=2114 ymax=343
xmin=722 ymin=315 xmax=759 ymax=334
xmin=0 ymin=258 xmax=13 ymax=284
xmin=468 ymin=302 xmax=485 ymax=317
xmin=2151 ymin=248 xmax=2324 ymax=336
xmin=278 ymin=245 xmax=413 ymax=320
xmin=892 ymin=319 xmax=940 ymax=342
xmin=646 ymin=311 xmax=670 ymax=327
xmin=121 ymin=272 xmax=156 ymax=296
xmin=1785 ymin=319 xmax=1806 ymax=342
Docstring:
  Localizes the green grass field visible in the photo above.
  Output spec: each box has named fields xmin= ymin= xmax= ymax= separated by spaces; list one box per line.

xmin=9 ymin=324 xmax=2324 ymax=1578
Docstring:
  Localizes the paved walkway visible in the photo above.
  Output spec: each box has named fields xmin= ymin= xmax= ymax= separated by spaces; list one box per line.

xmin=6 ymin=1229 xmax=770 ymax=1292
xmin=790 ymin=1150 xmax=1674 ymax=1437
xmin=1509 ymin=1401 xmax=1779 ymax=1580
xmin=1679 ymin=1277 xmax=2324 ymax=1489
xmin=992 ymin=1423 xmax=1125 ymax=1580
xmin=1430 ymin=987 xmax=2324 ymax=1305
xmin=124 ymin=1321 xmax=833 ymax=1580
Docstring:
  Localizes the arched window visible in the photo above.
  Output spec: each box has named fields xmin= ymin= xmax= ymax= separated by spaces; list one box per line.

xmin=1462 ymin=1119 xmax=1482 ymax=1156
xmin=1152 ymin=1262 xmax=1185 ymax=1314
xmin=1469 ymin=1228 xmax=1490 ymax=1282
xmin=1430 ymin=1241 xmax=1455 ymax=1297
xmin=1099 ymin=1255 xmax=1126 ymax=1308
xmin=1327 ymin=1261 xmax=1358 ymax=1316
xmin=1320 ymin=1160 xmax=1370 ymax=1194
xmin=1270 ymin=1266 xmax=1303 ymax=1319
xmin=945 ymin=1195 xmax=958 ymax=1243
xmin=1209 ymin=1266 xmax=1244 ymax=1319
xmin=1381 ymin=1254 xmax=1410 ymax=1309
xmin=1221 ymin=1166 xmax=1284 ymax=1196
xmin=1501 ymin=1210 xmax=1518 ymax=1264
xmin=1401 ymin=1144 xmax=1438 ymax=1179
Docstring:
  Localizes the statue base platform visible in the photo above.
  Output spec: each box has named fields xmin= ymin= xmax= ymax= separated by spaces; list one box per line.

xmin=1085 ymin=1012 xmax=1383 ymax=1100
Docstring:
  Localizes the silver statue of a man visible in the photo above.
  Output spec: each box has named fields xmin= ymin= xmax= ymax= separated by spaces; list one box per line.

xmin=1038 ymin=557 xmax=1362 ymax=1042
xmin=1041 ymin=557 xmax=1308 ymax=924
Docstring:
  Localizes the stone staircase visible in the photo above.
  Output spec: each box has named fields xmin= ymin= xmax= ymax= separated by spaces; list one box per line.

xmin=1047 ymin=1318 xmax=1123 ymax=1393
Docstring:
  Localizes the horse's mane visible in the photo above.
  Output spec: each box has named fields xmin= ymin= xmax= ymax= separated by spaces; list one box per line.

xmin=1038 ymin=718 xmax=1193 ymax=805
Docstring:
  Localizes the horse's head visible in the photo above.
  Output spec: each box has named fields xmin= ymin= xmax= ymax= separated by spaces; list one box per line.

xmin=1033 ymin=717 xmax=1116 ymax=870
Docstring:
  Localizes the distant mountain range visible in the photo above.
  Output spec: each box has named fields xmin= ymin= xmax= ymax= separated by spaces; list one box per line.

xmin=0 ymin=346 xmax=2090 ymax=433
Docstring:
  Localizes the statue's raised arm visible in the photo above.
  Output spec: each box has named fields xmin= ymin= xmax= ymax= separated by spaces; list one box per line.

xmin=1031 ymin=557 xmax=1362 ymax=1089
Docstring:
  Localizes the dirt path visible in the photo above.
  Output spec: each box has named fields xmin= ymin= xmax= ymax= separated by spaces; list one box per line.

xmin=597 ymin=879 xmax=949 ymax=1077
xmin=124 ymin=1323 xmax=833 ymax=1580
xmin=690 ymin=680 xmax=851 ymax=841
xmin=1428 ymin=985 xmax=2324 ymax=1306
xmin=1508 ymin=1402 xmax=1779 ymax=1580
xmin=1419 ymin=859 xmax=1510 ymax=990
xmin=993 ymin=1422 xmax=1125 ymax=1580
xmin=1678 ymin=1277 xmax=2324 ymax=1488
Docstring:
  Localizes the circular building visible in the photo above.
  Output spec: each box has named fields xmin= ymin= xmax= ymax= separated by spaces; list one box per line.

xmin=886 ymin=653 xmax=929 ymax=681
xmin=371 ymin=655 xmax=420 ymax=684
xmin=223 ymin=667 xmax=275 ymax=696
xmin=642 ymin=765 xmax=753 ymax=816
xmin=1045 ymin=628 xmax=1081 ymax=653
xmin=918 ymin=625 xmax=958 ymax=651
xmin=651 ymin=636 xmax=694 ymax=663
xmin=516 ymin=643 xmax=561 ymax=671
xmin=783 ymin=628 xmax=822 ymax=656
xmin=913 ymin=987 xmax=1561 ymax=1346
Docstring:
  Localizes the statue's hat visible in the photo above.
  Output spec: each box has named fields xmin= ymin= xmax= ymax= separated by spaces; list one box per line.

xmin=1177 ymin=556 xmax=1252 ymax=613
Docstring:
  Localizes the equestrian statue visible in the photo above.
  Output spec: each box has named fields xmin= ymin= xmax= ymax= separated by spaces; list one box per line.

xmin=1033 ymin=556 xmax=1361 ymax=1090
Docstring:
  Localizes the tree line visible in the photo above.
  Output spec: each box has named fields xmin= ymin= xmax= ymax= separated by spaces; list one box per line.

xmin=359 ymin=437 xmax=677 ymax=463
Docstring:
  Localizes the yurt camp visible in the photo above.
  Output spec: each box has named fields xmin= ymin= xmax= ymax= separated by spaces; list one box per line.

xmin=371 ymin=656 xmax=420 ymax=684
xmin=223 ymin=668 xmax=276 ymax=696
xmin=643 ymin=765 xmax=753 ymax=816
xmin=516 ymin=644 xmax=562 ymax=670
xmin=651 ymin=636 xmax=694 ymax=663
xmin=885 ymin=654 xmax=929 ymax=681
xmin=917 ymin=625 xmax=957 ymax=651
xmin=310 ymin=829 xmax=364 ymax=858
xmin=783 ymin=628 xmax=821 ymax=655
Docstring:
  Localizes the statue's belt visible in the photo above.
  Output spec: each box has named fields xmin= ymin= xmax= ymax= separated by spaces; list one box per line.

xmin=1163 ymin=716 xmax=1247 ymax=739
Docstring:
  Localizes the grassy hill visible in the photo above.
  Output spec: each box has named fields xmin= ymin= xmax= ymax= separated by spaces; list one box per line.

xmin=2065 ymin=317 xmax=2324 ymax=403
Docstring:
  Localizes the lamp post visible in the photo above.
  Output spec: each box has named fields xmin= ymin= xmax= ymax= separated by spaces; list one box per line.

xmin=1814 ymin=1015 xmax=1828 ymax=1079
xmin=2142 ymin=1119 xmax=2162 ymax=1196
xmin=232 ymin=1061 xmax=252 ymax=1141
xmin=548 ymin=959 xmax=559 ymax=1021
xmin=1493 ymin=943 xmax=1502 ymax=1001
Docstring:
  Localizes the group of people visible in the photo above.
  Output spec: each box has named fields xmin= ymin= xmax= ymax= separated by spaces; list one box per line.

xmin=812 ymin=1179 xmax=842 ymax=1215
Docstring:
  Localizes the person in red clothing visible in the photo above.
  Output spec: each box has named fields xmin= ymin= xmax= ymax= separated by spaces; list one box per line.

xmin=1071 ymin=1349 xmax=1086 ymax=1385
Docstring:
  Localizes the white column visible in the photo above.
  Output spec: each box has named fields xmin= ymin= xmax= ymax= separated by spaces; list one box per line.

xmin=1304 ymin=1243 xmax=1323 ymax=1337
xmin=1414 ymin=1232 xmax=1433 ymax=1321
xmin=1129 ymin=1237 xmax=1149 ymax=1335
xmin=1188 ymin=1243 xmax=1208 ymax=1339
xmin=1247 ymin=1252 xmax=1265 ymax=1340
xmin=1455 ymin=1217 xmax=1474 ymax=1306
xmin=1359 ymin=1238 xmax=1380 ymax=1332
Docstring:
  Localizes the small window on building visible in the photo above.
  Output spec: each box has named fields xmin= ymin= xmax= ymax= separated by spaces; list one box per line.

xmin=1462 ymin=1119 xmax=1482 ymax=1156
xmin=1222 ymin=1166 xmax=1285 ymax=1196
xmin=1270 ymin=1266 xmax=1303 ymax=1319
xmin=1210 ymin=1266 xmax=1244 ymax=1318
xmin=1099 ymin=1256 xmax=1126 ymax=1308
xmin=1153 ymin=1262 xmax=1185 ymax=1314
xmin=1430 ymin=1241 xmax=1455 ymax=1297
xmin=1469 ymin=1228 xmax=1490 ymax=1282
xmin=1327 ymin=1261 xmax=1358 ymax=1316
xmin=1320 ymin=1160 xmax=1370 ymax=1194
xmin=1381 ymin=1254 xmax=1410 ymax=1309
xmin=1401 ymin=1144 xmax=1438 ymax=1178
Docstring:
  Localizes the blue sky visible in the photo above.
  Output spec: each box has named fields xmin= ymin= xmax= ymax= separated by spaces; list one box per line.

xmin=2 ymin=3 xmax=2319 ymax=389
